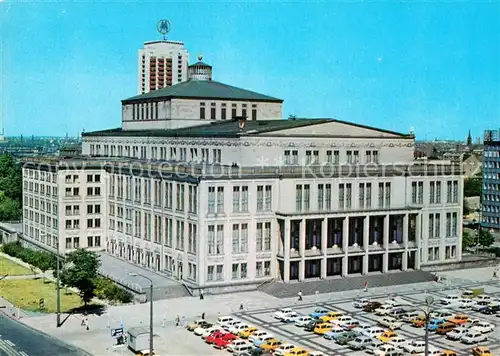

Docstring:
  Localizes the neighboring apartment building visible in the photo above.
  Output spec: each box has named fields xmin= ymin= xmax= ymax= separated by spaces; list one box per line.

xmin=138 ymin=40 xmax=189 ymax=94
xmin=482 ymin=129 xmax=500 ymax=230
xmin=22 ymin=76 xmax=463 ymax=291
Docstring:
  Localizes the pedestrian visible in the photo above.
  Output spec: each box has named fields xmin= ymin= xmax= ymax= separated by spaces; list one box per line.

xmin=81 ymin=311 xmax=87 ymax=326
xmin=200 ymin=290 xmax=204 ymax=300
xmin=239 ymin=303 xmax=244 ymax=310
xmin=201 ymin=312 xmax=205 ymax=319
xmin=175 ymin=315 xmax=180 ymax=326
xmin=298 ymin=290 xmax=303 ymax=302
xmin=85 ymin=315 xmax=89 ymax=331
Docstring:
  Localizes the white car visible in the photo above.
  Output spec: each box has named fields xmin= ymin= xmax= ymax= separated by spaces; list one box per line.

xmin=331 ymin=315 xmax=353 ymax=325
xmin=200 ymin=326 xmax=222 ymax=339
xmin=446 ymin=327 xmax=468 ymax=340
xmin=440 ymin=295 xmax=461 ymax=306
xmin=459 ymin=299 xmax=475 ymax=308
xmin=194 ymin=325 xmax=219 ymax=336
xmin=373 ymin=345 xmax=400 ymax=356
xmin=430 ymin=309 xmax=453 ymax=319
xmin=294 ymin=315 xmax=312 ymax=327
xmin=461 ymin=330 xmax=487 ymax=344
xmin=378 ymin=316 xmax=403 ymax=330
xmin=375 ymin=305 xmax=394 ymax=316
xmin=217 ymin=316 xmax=237 ymax=327
xmin=463 ymin=319 xmax=480 ymax=329
xmin=476 ymin=295 xmax=493 ymax=302
xmin=362 ymin=326 xmax=385 ymax=338
xmin=273 ymin=308 xmax=294 ymax=319
xmin=414 ymin=346 xmax=440 ymax=356
xmin=309 ymin=352 xmax=325 ymax=356
xmin=274 ymin=344 xmax=296 ymax=356
xmin=385 ymin=298 xmax=411 ymax=307
xmin=353 ymin=298 xmax=371 ymax=308
xmin=472 ymin=321 xmax=495 ymax=333
xmin=248 ymin=331 xmax=272 ymax=342
xmin=223 ymin=319 xmax=243 ymax=331
xmin=401 ymin=310 xmax=421 ymax=322
xmin=226 ymin=340 xmax=251 ymax=353
xmin=228 ymin=323 xmax=250 ymax=335
xmin=280 ymin=311 xmax=300 ymax=323
xmin=402 ymin=340 xmax=426 ymax=354
xmin=387 ymin=336 xmax=407 ymax=348
xmin=471 ymin=301 xmax=490 ymax=312
xmin=352 ymin=323 xmax=372 ymax=335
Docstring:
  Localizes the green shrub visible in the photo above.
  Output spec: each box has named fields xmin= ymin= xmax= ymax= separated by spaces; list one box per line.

xmin=94 ymin=277 xmax=133 ymax=303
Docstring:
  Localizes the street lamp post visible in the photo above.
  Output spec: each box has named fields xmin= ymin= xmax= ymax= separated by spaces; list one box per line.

xmin=129 ymin=273 xmax=154 ymax=354
xmin=418 ymin=295 xmax=435 ymax=356
xmin=56 ymin=240 xmax=61 ymax=327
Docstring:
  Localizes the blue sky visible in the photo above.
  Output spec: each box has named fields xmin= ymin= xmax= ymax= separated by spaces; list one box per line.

xmin=1 ymin=1 xmax=499 ymax=140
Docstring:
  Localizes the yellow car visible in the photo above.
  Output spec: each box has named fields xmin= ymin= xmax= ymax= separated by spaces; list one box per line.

xmin=239 ymin=326 xmax=258 ymax=338
xmin=313 ymin=323 xmax=333 ymax=335
xmin=377 ymin=330 xmax=397 ymax=343
xmin=186 ymin=319 xmax=209 ymax=331
xmin=319 ymin=311 xmax=344 ymax=322
xmin=472 ymin=346 xmax=492 ymax=356
xmin=260 ymin=339 xmax=282 ymax=351
xmin=411 ymin=316 xmax=426 ymax=328
xmin=285 ymin=347 xmax=309 ymax=356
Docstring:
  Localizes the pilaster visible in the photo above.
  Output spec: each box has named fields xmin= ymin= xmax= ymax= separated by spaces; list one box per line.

xmin=363 ymin=216 xmax=369 ymax=274
xmin=402 ymin=214 xmax=409 ymax=271
xmin=321 ymin=218 xmax=328 ymax=278
xmin=343 ymin=217 xmax=349 ymax=277
xmin=299 ymin=219 xmax=306 ymax=281
xmin=383 ymin=214 xmax=390 ymax=273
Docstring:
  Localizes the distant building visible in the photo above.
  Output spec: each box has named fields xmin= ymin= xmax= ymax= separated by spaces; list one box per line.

xmin=482 ymin=129 xmax=500 ymax=230
xmin=138 ymin=40 xmax=189 ymax=94
xmin=188 ymin=54 xmax=213 ymax=81
xmin=461 ymin=153 xmax=482 ymax=179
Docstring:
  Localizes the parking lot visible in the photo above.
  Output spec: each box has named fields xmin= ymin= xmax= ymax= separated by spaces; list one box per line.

xmin=229 ymin=285 xmax=500 ymax=356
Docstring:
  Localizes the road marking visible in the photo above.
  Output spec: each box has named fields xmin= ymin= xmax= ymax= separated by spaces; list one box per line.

xmin=19 ymin=351 xmax=29 ymax=356
xmin=4 ymin=340 xmax=15 ymax=347
xmin=0 ymin=340 xmax=19 ymax=356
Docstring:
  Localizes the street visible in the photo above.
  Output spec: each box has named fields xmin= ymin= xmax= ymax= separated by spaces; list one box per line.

xmin=0 ymin=313 xmax=87 ymax=356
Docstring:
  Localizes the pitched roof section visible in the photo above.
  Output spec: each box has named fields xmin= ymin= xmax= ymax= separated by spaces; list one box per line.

xmin=122 ymin=80 xmax=283 ymax=103
xmin=83 ymin=119 xmax=330 ymax=138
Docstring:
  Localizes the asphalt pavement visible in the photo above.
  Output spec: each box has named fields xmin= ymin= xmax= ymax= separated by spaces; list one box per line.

xmin=0 ymin=314 xmax=88 ymax=356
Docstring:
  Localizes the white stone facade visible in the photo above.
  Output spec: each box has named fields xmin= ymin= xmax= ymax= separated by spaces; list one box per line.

xmin=121 ymin=99 xmax=283 ymax=131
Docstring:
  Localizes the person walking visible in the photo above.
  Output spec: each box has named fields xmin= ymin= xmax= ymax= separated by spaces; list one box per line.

xmin=175 ymin=315 xmax=180 ymax=326
xmin=298 ymin=290 xmax=303 ymax=302
xmin=201 ymin=312 xmax=205 ymax=319
xmin=200 ymin=290 xmax=204 ymax=300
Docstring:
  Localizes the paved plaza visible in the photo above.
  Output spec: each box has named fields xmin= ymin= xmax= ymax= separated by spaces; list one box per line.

xmin=11 ymin=265 xmax=500 ymax=355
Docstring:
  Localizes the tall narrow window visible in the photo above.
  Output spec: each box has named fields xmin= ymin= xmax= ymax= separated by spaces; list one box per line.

xmin=242 ymin=104 xmax=247 ymax=118
xmin=200 ymin=102 xmax=206 ymax=119
xmin=231 ymin=103 xmax=237 ymax=118
xmin=251 ymin=104 xmax=257 ymax=120
xmin=221 ymin=103 xmax=227 ymax=120
xmin=210 ymin=103 xmax=216 ymax=120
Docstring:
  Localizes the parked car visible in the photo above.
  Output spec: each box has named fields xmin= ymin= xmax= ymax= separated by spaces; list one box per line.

xmin=334 ymin=330 xmax=358 ymax=345
xmin=273 ymin=344 xmax=296 ymax=356
xmin=303 ymin=319 xmax=323 ymax=332
xmin=373 ymin=345 xmax=402 ymax=356
xmin=248 ymin=331 xmax=272 ymax=343
xmin=280 ymin=312 xmax=300 ymax=323
xmin=206 ymin=331 xmax=231 ymax=344
xmin=229 ymin=323 xmax=250 ymax=335
xmin=448 ymin=314 xmax=469 ymax=325
xmin=378 ymin=316 xmax=403 ymax=330
xmin=352 ymin=323 xmax=372 ymax=335
xmin=200 ymin=326 xmax=223 ymax=339
xmin=364 ymin=301 xmax=382 ymax=312
xmin=309 ymin=307 xmax=329 ymax=319
xmin=446 ymin=327 xmax=468 ymax=340
xmin=320 ymin=311 xmax=344 ymax=322
xmin=480 ymin=305 xmax=500 ymax=315
xmin=193 ymin=322 xmax=215 ymax=335
xmin=459 ymin=299 xmax=475 ymax=308
xmin=348 ymin=336 xmax=373 ymax=350
xmin=294 ymin=316 xmax=312 ymax=327
xmin=227 ymin=340 xmax=251 ymax=353
xmin=259 ymin=339 xmax=282 ymax=352
xmin=353 ymin=298 xmax=371 ymax=308
xmin=471 ymin=301 xmax=490 ymax=312
xmin=322 ymin=326 xmax=346 ymax=340
xmin=401 ymin=310 xmax=421 ymax=322
xmin=402 ymin=340 xmax=426 ymax=354
xmin=426 ymin=318 xmax=445 ymax=331
xmin=253 ymin=335 xmax=275 ymax=347
xmin=187 ymin=320 xmax=211 ymax=331
xmin=213 ymin=334 xmax=239 ymax=349
xmin=273 ymin=308 xmax=294 ymax=320
xmin=436 ymin=322 xmax=456 ymax=335
xmin=386 ymin=336 xmax=407 ymax=348
xmin=460 ymin=330 xmax=487 ymax=344
xmin=361 ymin=326 xmax=385 ymax=338
xmin=365 ymin=339 xmax=384 ymax=354
xmin=375 ymin=305 xmax=395 ymax=316
xmin=217 ymin=316 xmax=237 ymax=327
xmin=472 ymin=321 xmax=495 ymax=333
xmin=440 ymin=295 xmax=461 ymax=306
xmin=340 ymin=319 xmax=360 ymax=330
xmin=472 ymin=346 xmax=492 ymax=356
xmin=239 ymin=327 xmax=258 ymax=339
xmin=377 ymin=330 xmax=398 ymax=343
xmin=430 ymin=310 xmax=454 ymax=319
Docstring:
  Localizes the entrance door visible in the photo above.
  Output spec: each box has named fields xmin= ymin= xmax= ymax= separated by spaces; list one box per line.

xmin=156 ymin=255 xmax=160 ymax=271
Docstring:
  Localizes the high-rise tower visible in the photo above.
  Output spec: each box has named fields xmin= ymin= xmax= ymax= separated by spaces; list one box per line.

xmin=138 ymin=20 xmax=189 ymax=94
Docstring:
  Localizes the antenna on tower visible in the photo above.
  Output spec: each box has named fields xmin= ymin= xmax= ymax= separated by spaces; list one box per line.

xmin=157 ymin=19 xmax=171 ymax=41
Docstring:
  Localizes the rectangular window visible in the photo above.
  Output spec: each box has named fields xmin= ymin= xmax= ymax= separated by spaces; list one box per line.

xmin=257 ymin=186 xmax=264 ymax=212
xmin=325 ymin=184 xmax=332 ymax=210
xmin=366 ymin=183 xmax=372 ymax=208
xmin=232 ymin=186 xmax=240 ymax=212
xmin=256 ymin=222 xmax=263 ymax=251
xmin=435 ymin=213 xmax=440 ymax=237
xmin=452 ymin=181 xmax=459 ymax=203
xmin=231 ymin=103 xmax=237 ymax=118
xmin=418 ymin=182 xmax=424 ymax=204
xmin=429 ymin=214 xmax=434 ymax=239
xmin=359 ymin=183 xmax=365 ymax=209
xmin=378 ymin=183 xmax=384 ymax=208
xmin=447 ymin=181 xmax=452 ymax=203
xmin=251 ymin=105 xmax=257 ymax=120
xmin=347 ymin=151 xmax=353 ymax=164
xmin=210 ymin=103 xmax=216 ymax=119
xmin=264 ymin=185 xmax=272 ymax=211
xmin=216 ymin=225 xmax=224 ymax=254
xmin=241 ymin=186 xmax=248 ymax=212
xmin=208 ymin=187 xmax=215 ymax=213
xmin=436 ymin=182 xmax=441 ymax=203
xmin=241 ymin=223 xmax=248 ymax=253
xmin=242 ymin=104 xmax=247 ymax=118
xmin=221 ymin=104 xmax=226 ymax=120
xmin=384 ymin=182 xmax=391 ymax=207
xmin=318 ymin=184 xmax=324 ymax=210
xmin=339 ymin=183 xmax=345 ymax=209
xmin=200 ymin=102 xmax=206 ymax=119
xmin=452 ymin=212 xmax=458 ymax=236
xmin=208 ymin=225 xmax=215 ymax=255
xmin=345 ymin=183 xmax=352 ymax=209
xmin=216 ymin=187 xmax=224 ymax=213
xmin=430 ymin=182 xmax=435 ymax=204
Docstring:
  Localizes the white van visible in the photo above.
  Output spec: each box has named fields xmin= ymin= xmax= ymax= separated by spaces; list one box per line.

xmin=217 ymin=316 xmax=236 ymax=326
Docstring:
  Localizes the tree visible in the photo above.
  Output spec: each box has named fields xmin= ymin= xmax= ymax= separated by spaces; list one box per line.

xmin=37 ymin=253 xmax=56 ymax=282
xmin=478 ymin=230 xmax=494 ymax=247
xmin=464 ymin=177 xmax=482 ymax=197
xmin=462 ymin=230 xmax=475 ymax=250
xmin=463 ymin=199 xmax=471 ymax=216
xmin=60 ymin=249 xmax=100 ymax=306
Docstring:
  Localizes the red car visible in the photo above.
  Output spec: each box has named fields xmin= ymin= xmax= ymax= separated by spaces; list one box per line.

xmin=212 ymin=333 xmax=238 ymax=349
xmin=205 ymin=331 xmax=228 ymax=344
